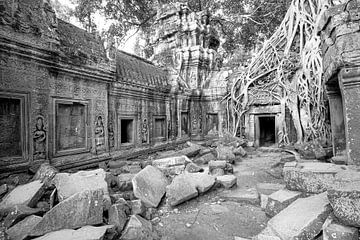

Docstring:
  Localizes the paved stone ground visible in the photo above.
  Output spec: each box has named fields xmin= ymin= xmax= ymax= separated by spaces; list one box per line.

xmin=155 ymin=149 xmax=288 ymax=240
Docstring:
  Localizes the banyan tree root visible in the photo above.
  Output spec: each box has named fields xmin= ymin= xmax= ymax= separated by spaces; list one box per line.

xmin=223 ymin=0 xmax=346 ymax=144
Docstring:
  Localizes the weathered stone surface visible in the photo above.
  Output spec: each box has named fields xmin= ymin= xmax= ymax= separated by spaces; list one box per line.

xmin=152 ymin=155 xmax=191 ymax=175
xmin=220 ymin=188 xmax=260 ymax=205
xmin=265 ymin=189 xmax=303 ymax=217
xmin=283 ymin=162 xmax=345 ymax=193
xmin=32 ymin=163 xmax=58 ymax=182
xmin=166 ymin=173 xmax=215 ymax=206
xmin=130 ymin=200 xmax=146 ymax=216
xmin=110 ymin=191 xmax=136 ymax=202
xmin=216 ymin=175 xmax=237 ymax=189
xmin=109 ymin=203 xmax=128 ymax=233
xmin=178 ymin=145 xmax=202 ymax=157
xmin=30 ymin=189 xmax=103 ymax=237
xmin=4 ymin=205 xmax=44 ymax=228
xmin=5 ymin=215 xmax=42 ymax=240
xmin=327 ymin=169 xmax=360 ymax=227
xmin=132 ymin=166 xmax=169 ymax=208
xmin=322 ymin=214 xmax=359 ymax=240
xmin=256 ymin=183 xmax=285 ymax=195
xmin=216 ymin=146 xmax=236 ymax=163
xmin=121 ymin=215 xmax=157 ymax=240
xmin=194 ymin=152 xmax=216 ymax=164
xmin=265 ymin=193 xmax=331 ymax=240
xmin=116 ymin=173 xmax=135 ymax=191
xmin=260 ymin=194 xmax=269 ymax=209
xmin=0 ymin=180 xmax=46 ymax=214
xmin=0 ymin=184 xmax=8 ymax=198
xmin=33 ymin=225 xmax=114 ymax=240
xmin=211 ymin=168 xmax=225 ymax=176
xmin=233 ymin=146 xmax=247 ymax=157
xmin=208 ymin=160 xmax=227 ymax=171
xmin=184 ymin=162 xmax=203 ymax=173
xmin=53 ymin=169 xmax=111 ymax=209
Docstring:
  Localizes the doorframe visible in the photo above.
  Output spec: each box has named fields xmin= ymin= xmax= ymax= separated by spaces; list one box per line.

xmin=254 ymin=114 xmax=278 ymax=147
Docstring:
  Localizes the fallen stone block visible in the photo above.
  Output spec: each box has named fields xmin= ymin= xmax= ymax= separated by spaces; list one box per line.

xmin=29 ymin=189 xmax=103 ymax=237
xmin=209 ymin=160 xmax=227 ymax=171
xmin=4 ymin=205 xmax=44 ymax=228
xmin=130 ymin=199 xmax=146 ymax=216
xmin=266 ymin=193 xmax=331 ymax=240
xmin=194 ymin=152 xmax=216 ymax=165
xmin=211 ymin=168 xmax=225 ymax=177
xmin=166 ymin=173 xmax=215 ymax=206
xmin=33 ymin=225 xmax=115 ymax=240
xmin=185 ymin=162 xmax=204 ymax=173
xmin=198 ymin=148 xmax=212 ymax=156
xmin=216 ymin=175 xmax=237 ymax=189
xmin=0 ymin=180 xmax=46 ymax=214
xmin=220 ymin=188 xmax=260 ymax=205
xmin=233 ymin=146 xmax=247 ymax=157
xmin=109 ymin=203 xmax=128 ymax=233
xmin=265 ymin=189 xmax=303 ymax=217
xmin=132 ymin=165 xmax=169 ymax=208
xmin=256 ymin=183 xmax=285 ymax=195
xmin=121 ymin=215 xmax=158 ymax=240
xmin=216 ymin=145 xmax=236 ymax=163
xmin=322 ymin=214 xmax=359 ymax=240
xmin=5 ymin=215 xmax=42 ymax=240
xmin=327 ymin=169 xmax=360 ymax=227
xmin=283 ymin=162 xmax=345 ymax=193
xmin=178 ymin=145 xmax=202 ymax=158
xmin=110 ymin=191 xmax=136 ymax=202
xmin=152 ymin=155 xmax=191 ymax=176
xmin=32 ymin=163 xmax=58 ymax=183
xmin=54 ymin=169 xmax=110 ymax=209
xmin=116 ymin=173 xmax=135 ymax=191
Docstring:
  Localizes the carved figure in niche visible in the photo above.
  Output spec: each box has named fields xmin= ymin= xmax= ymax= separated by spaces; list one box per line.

xmin=33 ymin=116 xmax=46 ymax=159
xmin=141 ymin=119 xmax=148 ymax=143
xmin=108 ymin=121 xmax=114 ymax=148
xmin=95 ymin=116 xmax=105 ymax=151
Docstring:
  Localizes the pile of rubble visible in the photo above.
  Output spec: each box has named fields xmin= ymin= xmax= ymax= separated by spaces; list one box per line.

xmin=0 ymin=136 xmax=247 ymax=240
xmin=253 ymin=161 xmax=360 ymax=240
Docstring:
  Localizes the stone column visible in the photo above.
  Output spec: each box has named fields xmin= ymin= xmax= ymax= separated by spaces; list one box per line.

xmin=326 ymin=81 xmax=346 ymax=157
xmin=338 ymin=67 xmax=360 ymax=165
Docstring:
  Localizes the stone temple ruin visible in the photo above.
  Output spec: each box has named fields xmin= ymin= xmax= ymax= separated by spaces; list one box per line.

xmin=0 ymin=0 xmax=360 ymax=240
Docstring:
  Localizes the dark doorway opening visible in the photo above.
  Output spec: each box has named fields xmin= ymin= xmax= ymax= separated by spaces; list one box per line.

xmin=121 ymin=119 xmax=134 ymax=144
xmin=259 ymin=116 xmax=275 ymax=146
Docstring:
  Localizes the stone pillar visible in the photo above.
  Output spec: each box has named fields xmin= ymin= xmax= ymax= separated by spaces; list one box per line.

xmin=338 ymin=67 xmax=360 ymax=165
xmin=326 ymin=81 xmax=346 ymax=157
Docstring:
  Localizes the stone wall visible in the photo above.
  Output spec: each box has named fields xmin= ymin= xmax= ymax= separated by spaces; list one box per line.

xmin=319 ymin=0 xmax=360 ymax=165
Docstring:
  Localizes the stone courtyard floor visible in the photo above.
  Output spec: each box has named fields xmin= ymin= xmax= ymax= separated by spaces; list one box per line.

xmin=155 ymin=150 xmax=286 ymax=240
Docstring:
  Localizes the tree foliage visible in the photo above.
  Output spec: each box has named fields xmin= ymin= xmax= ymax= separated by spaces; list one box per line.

xmin=54 ymin=0 xmax=290 ymax=58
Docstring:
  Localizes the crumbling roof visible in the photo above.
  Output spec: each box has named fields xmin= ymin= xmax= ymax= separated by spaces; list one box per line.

xmin=57 ymin=19 xmax=108 ymax=64
xmin=116 ymin=50 xmax=169 ymax=87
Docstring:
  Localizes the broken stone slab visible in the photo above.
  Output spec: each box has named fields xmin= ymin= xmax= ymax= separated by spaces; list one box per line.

xmin=152 ymin=155 xmax=191 ymax=176
xmin=116 ymin=173 xmax=135 ymax=191
xmin=194 ymin=152 xmax=216 ymax=165
xmin=109 ymin=203 xmax=128 ymax=233
xmin=132 ymin=165 xmax=169 ymax=208
xmin=166 ymin=173 xmax=215 ymax=206
xmin=5 ymin=215 xmax=42 ymax=240
xmin=0 ymin=180 xmax=46 ymax=214
xmin=233 ymin=146 xmax=247 ymax=157
xmin=265 ymin=192 xmax=331 ymax=240
xmin=220 ymin=188 xmax=260 ymax=206
xmin=216 ymin=145 xmax=236 ymax=163
xmin=53 ymin=169 xmax=111 ymax=210
xmin=3 ymin=204 xmax=44 ymax=228
xmin=265 ymin=189 xmax=303 ymax=217
xmin=327 ymin=169 xmax=360 ymax=227
xmin=121 ymin=215 xmax=158 ymax=240
xmin=184 ymin=162 xmax=204 ymax=173
xmin=29 ymin=189 xmax=103 ymax=237
xmin=256 ymin=183 xmax=285 ymax=195
xmin=283 ymin=162 xmax=345 ymax=193
xmin=33 ymin=225 xmax=115 ymax=240
xmin=32 ymin=163 xmax=58 ymax=183
xmin=216 ymin=175 xmax=237 ymax=189
xmin=322 ymin=214 xmax=359 ymax=240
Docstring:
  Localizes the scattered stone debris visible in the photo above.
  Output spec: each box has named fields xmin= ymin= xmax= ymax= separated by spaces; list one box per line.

xmin=208 ymin=160 xmax=234 ymax=175
xmin=0 ymin=184 xmax=8 ymax=198
xmin=152 ymin=155 xmax=191 ymax=176
xmin=32 ymin=163 xmax=58 ymax=183
xmin=259 ymin=193 xmax=331 ymax=239
xmin=322 ymin=214 xmax=359 ymax=240
xmin=216 ymin=145 xmax=236 ymax=163
xmin=220 ymin=188 xmax=260 ymax=206
xmin=193 ymin=152 xmax=216 ymax=165
xmin=3 ymin=204 xmax=44 ymax=229
xmin=132 ymin=165 xmax=169 ymax=208
xmin=109 ymin=203 xmax=128 ymax=233
xmin=5 ymin=215 xmax=42 ymax=240
xmin=216 ymin=175 xmax=237 ymax=189
xmin=184 ymin=162 xmax=204 ymax=173
xmin=233 ymin=146 xmax=247 ymax=157
xmin=130 ymin=199 xmax=146 ymax=216
xmin=265 ymin=189 xmax=303 ymax=217
xmin=116 ymin=173 xmax=135 ymax=192
xmin=120 ymin=215 xmax=158 ymax=240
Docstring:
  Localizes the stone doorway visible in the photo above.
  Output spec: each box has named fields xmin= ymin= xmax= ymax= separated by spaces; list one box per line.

xmin=257 ymin=116 xmax=276 ymax=147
